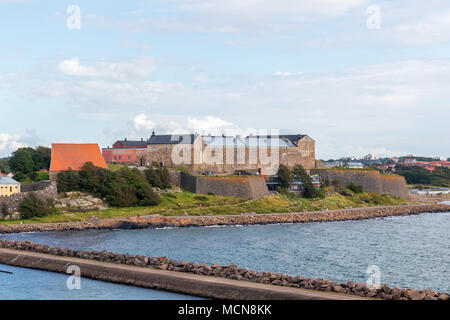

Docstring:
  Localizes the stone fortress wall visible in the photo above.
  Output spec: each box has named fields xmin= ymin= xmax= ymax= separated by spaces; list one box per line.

xmin=169 ymin=171 xmax=269 ymax=199
xmin=312 ymin=169 xmax=410 ymax=200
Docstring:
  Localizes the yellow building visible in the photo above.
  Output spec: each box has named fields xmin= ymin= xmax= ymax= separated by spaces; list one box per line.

xmin=0 ymin=176 xmax=20 ymax=197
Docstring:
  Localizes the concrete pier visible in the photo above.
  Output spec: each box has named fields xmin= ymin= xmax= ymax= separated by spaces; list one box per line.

xmin=0 ymin=248 xmax=366 ymax=300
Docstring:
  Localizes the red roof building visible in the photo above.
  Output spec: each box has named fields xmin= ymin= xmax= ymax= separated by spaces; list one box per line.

xmin=50 ymin=143 xmax=108 ymax=172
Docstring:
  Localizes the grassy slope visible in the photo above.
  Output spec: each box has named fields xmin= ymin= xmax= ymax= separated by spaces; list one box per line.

xmin=0 ymin=189 xmax=409 ymax=225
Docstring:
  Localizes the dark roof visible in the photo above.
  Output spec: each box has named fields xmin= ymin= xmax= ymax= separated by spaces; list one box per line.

xmin=148 ymin=134 xmax=196 ymax=145
xmin=280 ymin=134 xmax=313 ymax=145
xmin=116 ymin=140 xmax=148 ymax=146
xmin=245 ymin=136 xmax=297 ymax=147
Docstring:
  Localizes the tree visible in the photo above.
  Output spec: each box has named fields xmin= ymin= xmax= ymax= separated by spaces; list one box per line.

xmin=9 ymin=148 xmax=35 ymax=174
xmin=8 ymin=146 xmax=51 ymax=175
xmin=144 ymin=165 xmax=171 ymax=189
xmin=19 ymin=193 xmax=55 ymax=218
xmin=277 ymin=164 xmax=293 ymax=189
xmin=33 ymin=146 xmax=51 ymax=171
xmin=0 ymin=158 xmax=10 ymax=174
xmin=56 ymin=168 xmax=80 ymax=192
xmin=293 ymin=165 xmax=320 ymax=198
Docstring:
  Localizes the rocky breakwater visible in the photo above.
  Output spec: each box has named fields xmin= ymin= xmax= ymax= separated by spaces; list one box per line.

xmin=0 ymin=239 xmax=448 ymax=300
xmin=0 ymin=204 xmax=449 ymax=234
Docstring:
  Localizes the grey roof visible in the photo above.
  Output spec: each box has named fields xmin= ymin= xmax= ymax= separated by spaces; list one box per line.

xmin=245 ymin=136 xmax=297 ymax=147
xmin=202 ymin=136 xmax=246 ymax=146
xmin=0 ymin=176 xmax=20 ymax=185
xmin=116 ymin=140 xmax=148 ymax=146
xmin=202 ymin=135 xmax=300 ymax=148
xmin=149 ymin=134 xmax=196 ymax=145
xmin=280 ymin=134 xmax=313 ymax=145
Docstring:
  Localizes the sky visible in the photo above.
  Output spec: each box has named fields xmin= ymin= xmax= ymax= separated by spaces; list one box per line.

xmin=0 ymin=0 xmax=449 ymax=160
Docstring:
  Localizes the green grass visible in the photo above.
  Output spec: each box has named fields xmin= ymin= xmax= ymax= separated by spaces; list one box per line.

xmin=107 ymin=164 xmax=128 ymax=171
xmin=0 ymin=189 xmax=409 ymax=225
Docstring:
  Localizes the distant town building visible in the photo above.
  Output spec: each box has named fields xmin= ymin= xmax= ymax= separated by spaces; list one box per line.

xmin=344 ymin=162 xmax=364 ymax=169
xmin=404 ymin=158 xmax=417 ymax=164
xmin=363 ymin=154 xmax=377 ymax=160
xmin=0 ymin=176 xmax=20 ymax=197
xmin=324 ymin=160 xmax=345 ymax=168
xmin=50 ymin=143 xmax=108 ymax=180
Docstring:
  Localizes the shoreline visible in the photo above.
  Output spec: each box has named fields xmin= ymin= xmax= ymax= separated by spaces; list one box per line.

xmin=1 ymin=203 xmax=449 ymax=234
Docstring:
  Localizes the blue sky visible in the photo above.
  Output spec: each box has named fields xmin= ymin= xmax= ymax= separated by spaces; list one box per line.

xmin=1 ymin=0 xmax=449 ymax=159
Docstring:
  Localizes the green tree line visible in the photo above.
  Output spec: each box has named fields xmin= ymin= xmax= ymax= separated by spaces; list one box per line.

xmin=57 ymin=162 xmax=171 ymax=207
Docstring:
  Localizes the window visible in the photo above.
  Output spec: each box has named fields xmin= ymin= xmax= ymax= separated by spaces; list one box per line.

xmin=118 ymin=156 xmax=122 ymax=160
xmin=114 ymin=156 xmax=117 ymax=160
xmin=164 ymin=147 xmax=168 ymax=152
xmin=128 ymin=156 xmax=131 ymax=160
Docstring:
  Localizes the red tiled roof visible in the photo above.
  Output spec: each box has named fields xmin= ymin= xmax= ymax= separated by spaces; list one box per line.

xmin=50 ymin=143 xmax=108 ymax=172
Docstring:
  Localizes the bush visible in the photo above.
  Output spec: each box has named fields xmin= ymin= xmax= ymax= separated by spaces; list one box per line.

xmin=19 ymin=193 xmax=55 ymax=218
xmin=12 ymin=172 xmax=27 ymax=182
xmin=144 ymin=165 xmax=171 ymax=189
xmin=57 ymin=168 xmax=80 ymax=192
xmin=194 ymin=195 xmax=208 ymax=201
xmin=1 ymin=203 xmax=8 ymax=216
xmin=348 ymin=182 xmax=363 ymax=193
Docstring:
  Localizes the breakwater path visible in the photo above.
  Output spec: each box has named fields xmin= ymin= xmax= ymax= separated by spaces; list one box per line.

xmin=0 ymin=246 xmax=365 ymax=300
xmin=1 ymin=204 xmax=449 ymax=234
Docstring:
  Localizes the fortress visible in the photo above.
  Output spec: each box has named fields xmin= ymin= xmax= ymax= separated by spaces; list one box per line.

xmin=102 ymin=132 xmax=316 ymax=175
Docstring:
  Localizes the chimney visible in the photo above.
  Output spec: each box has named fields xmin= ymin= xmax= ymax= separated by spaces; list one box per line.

xmin=124 ymin=138 xmax=127 ymax=141
xmin=141 ymin=138 xmax=143 ymax=142
xmin=151 ymin=130 xmax=155 ymax=136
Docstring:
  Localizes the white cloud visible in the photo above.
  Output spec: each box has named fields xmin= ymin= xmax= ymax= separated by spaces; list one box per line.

xmin=391 ymin=10 xmax=450 ymax=44
xmin=132 ymin=114 xmax=257 ymax=137
xmin=178 ymin=0 xmax=369 ymax=16
xmin=133 ymin=114 xmax=157 ymax=132
xmin=0 ymin=133 xmax=25 ymax=156
xmin=87 ymin=0 xmax=370 ymax=35
xmin=273 ymin=72 xmax=292 ymax=76
xmin=25 ymin=57 xmax=183 ymax=111
xmin=186 ymin=116 xmax=236 ymax=134
xmin=58 ymin=57 xmax=157 ymax=80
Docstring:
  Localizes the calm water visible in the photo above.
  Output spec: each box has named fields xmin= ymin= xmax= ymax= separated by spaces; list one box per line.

xmin=2 ymin=211 xmax=449 ymax=294
xmin=0 ymin=264 xmax=201 ymax=300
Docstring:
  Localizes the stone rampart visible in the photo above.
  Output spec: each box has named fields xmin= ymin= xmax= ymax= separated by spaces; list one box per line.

xmin=312 ymin=169 xmax=410 ymax=200
xmin=170 ymin=171 xmax=269 ymax=199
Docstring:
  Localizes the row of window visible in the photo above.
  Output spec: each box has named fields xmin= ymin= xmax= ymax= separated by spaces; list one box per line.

xmin=105 ymin=155 xmax=132 ymax=161
xmin=0 ymin=186 xmax=18 ymax=192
